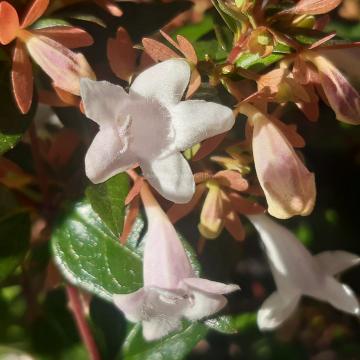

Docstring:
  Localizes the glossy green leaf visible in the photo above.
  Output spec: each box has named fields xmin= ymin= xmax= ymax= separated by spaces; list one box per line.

xmin=0 ymin=211 xmax=30 ymax=283
xmin=236 ymin=52 xmax=284 ymax=71
xmin=30 ymin=18 xmax=72 ymax=29
xmin=85 ymin=173 xmax=129 ymax=237
xmin=194 ymin=39 xmax=228 ymax=61
xmin=205 ymin=315 xmax=238 ymax=334
xmin=173 ymin=14 xmax=214 ymax=41
xmin=121 ymin=322 xmax=208 ymax=360
xmin=52 ymin=200 xmax=142 ymax=301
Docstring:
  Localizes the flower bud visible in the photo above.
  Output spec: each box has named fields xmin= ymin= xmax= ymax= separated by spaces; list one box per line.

xmin=239 ymin=103 xmax=316 ymax=219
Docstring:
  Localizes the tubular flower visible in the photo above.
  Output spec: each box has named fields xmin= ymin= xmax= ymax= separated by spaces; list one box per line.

xmin=248 ymin=214 xmax=360 ymax=330
xmin=167 ymin=170 xmax=264 ymax=241
xmin=302 ymin=44 xmax=360 ymax=125
xmin=80 ymin=59 xmax=235 ymax=203
xmin=239 ymin=103 xmax=316 ymax=219
xmin=0 ymin=0 xmax=94 ymax=114
xmin=114 ymin=182 xmax=239 ymax=341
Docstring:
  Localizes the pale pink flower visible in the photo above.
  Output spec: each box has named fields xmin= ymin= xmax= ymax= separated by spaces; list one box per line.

xmin=114 ymin=183 xmax=239 ymax=341
xmin=248 ymin=214 xmax=360 ymax=330
xmin=81 ymin=59 xmax=235 ymax=203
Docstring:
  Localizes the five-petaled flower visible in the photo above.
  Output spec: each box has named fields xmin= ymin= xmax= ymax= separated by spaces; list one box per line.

xmin=248 ymin=214 xmax=360 ymax=330
xmin=114 ymin=181 xmax=239 ymax=341
xmin=0 ymin=0 xmax=95 ymax=114
xmin=81 ymin=58 xmax=235 ymax=203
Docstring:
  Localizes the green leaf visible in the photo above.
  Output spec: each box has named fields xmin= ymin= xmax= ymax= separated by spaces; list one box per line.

xmin=51 ymin=200 xmax=142 ymax=301
xmin=30 ymin=18 xmax=72 ymax=29
xmin=121 ymin=322 xmax=208 ymax=360
xmin=205 ymin=315 xmax=238 ymax=334
xmin=194 ymin=39 xmax=228 ymax=61
xmin=85 ymin=173 xmax=129 ymax=237
xmin=236 ymin=52 xmax=284 ymax=71
xmin=0 ymin=211 xmax=30 ymax=283
xmin=173 ymin=14 xmax=214 ymax=42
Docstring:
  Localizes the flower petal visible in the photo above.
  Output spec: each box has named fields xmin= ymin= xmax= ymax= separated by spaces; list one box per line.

xmin=315 ymin=251 xmax=360 ymax=275
xmin=240 ymin=104 xmax=316 ymax=219
xmin=25 ymin=34 xmax=95 ymax=95
xmin=85 ymin=127 xmax=136 ymax=183
xmin=80 ymin=79 xmax=130 ymax=126
xmin=141 ymin=183 xmax=194 ymax=288
xmin=257 ymin=291 xmax=301 ymax=330
xmin=142 ymin=317 xmax=182 ymax=341
xmin=319 ymin=277 xmax=360 ymax=315
xmin=21 ymin=0 xmax=49 ymax=28
xmin=11 ymin=40 xmax=33 ymax=114
xmin=130 ymin=59 xmax=190 ymax=107
xmin=113 ymin=288 xmax=146 ymax=322
xmin=247 ymin=214 xmax=323 ymax=293
xmin=182 ymin=278 xmax=239 ymax=295
xmin=311 ymin=54 xmax=360 ymax=125
xmin=171 ymin=100 xmax=235 ymax=151
xmin=183 ymin=290 xmax=227 ymax=321
xmin=140 ymin=153 xmax=195 ymax=203
xmin=0 ymin=1 xmax=19 ymax=45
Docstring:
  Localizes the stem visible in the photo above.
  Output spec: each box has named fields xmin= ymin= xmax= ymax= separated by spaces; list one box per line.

xmin=66 ymin=285 xmax=101 ymax=360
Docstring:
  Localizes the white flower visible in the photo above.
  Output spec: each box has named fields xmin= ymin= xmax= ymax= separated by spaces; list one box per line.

xmin=80 ymin=59 xmax=235 ymax=203
xmin=247 ymin=214 xmax=360 ymax=330
xmin=113 ymin=182 xmax=239 ymax=341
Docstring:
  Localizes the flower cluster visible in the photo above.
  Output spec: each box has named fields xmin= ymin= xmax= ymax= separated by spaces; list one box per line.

xmin=0 ymin=0 xmax=359 ymax=349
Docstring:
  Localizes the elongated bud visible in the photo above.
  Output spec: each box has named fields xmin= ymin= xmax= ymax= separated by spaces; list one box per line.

xmin=19 ymin=30 xmax=95 ymax=95
xmin=239 ymin=103 xmax=316 ymax=219
xmin=306 ymin=52 xmax=360 ymax=125
xmin=198 ymin=181 xmax=224 ymax=239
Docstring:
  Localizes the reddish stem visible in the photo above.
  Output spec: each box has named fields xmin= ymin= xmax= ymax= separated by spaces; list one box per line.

xmin=66 ymin=285 xmax=101 ymax=360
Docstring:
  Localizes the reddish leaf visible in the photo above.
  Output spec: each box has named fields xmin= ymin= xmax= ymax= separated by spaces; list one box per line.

xmin=192 ymin=133 xmax=227 ymax=162
xmin=160 ymin=30 xmax=181 ymax=51
xmin=177 ymin=35 xmax=197 ymax=64
xmin=38 ymin=89 xmax=69 ymax=107
xmin=142 ymin=37 xmax=180 ymax=62
xmin=11 ymin=40 xmax=34 ymax=114
xmin=53 ymin=86 xmax=80 ymax=107
xmin=280 ymin=0 xmax=342 ymax=15
xmin=107 ymin=27 xmax=136 ymax=82
xmin=224 ymin=210 xmax=245 ymax=241
xmin=0 ymin=1 xmax=19 ymax=45
xmin=21 ymin=0 xmax=49 ymax=28
xmin=214 ymin=170 xmax=249 ymax=192
xmin=120 ymin=197 xmax=140 ymax=245
xmin=228 ymin=192 xmax=265 ymax=215
xmin=309 ymin=32 xmax=337 ymax=50
xmin=270 ymin=117 xmax=306 ymax=148
xmin=167 ymin=184 xmax=206 ymax=223
xmin=0 ymin=156 xmax=34 ymax=189
xmin=186 ymin=68 xmax=201 ymax=98
xmin=47 ymin=129 xmax=80 ymax=167
xmin=33 ymin=27 xmax=94 ymax=49
xmin=125 ymin=177 xmax=144 ymax=205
